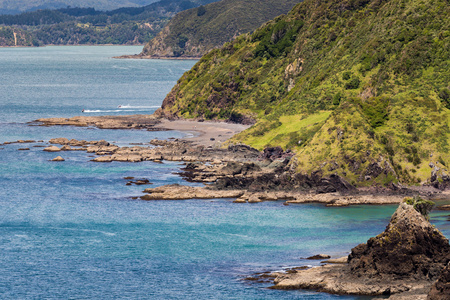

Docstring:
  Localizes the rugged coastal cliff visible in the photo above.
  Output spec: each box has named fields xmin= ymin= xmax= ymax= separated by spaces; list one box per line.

xmin=155 ymin=0 xmax=450 ymax=188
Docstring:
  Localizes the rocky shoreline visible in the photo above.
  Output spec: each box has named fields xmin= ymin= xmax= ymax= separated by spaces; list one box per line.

xmin=24 ymin=115 xmax=449 ymax=299
xmin=27 ymin=114 xmax=450 ymax=205
xmin=5 ymin=135 xmax=425 ymax=207
xmin=259 ymin=201 xmax=450 ymax=299
xmin=24 ymin=135 xmax=446 ymax=206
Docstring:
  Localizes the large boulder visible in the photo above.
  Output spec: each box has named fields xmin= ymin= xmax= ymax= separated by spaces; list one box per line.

xmin=348 ymin=202 xmax=450 ymax=281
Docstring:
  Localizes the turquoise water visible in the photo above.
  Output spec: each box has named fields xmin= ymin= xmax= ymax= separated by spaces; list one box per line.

xmin=0 ymin=46 xmax=448 ymax=299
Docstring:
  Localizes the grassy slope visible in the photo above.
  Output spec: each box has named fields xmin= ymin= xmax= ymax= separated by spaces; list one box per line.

xmin=160 ymin=0 xmax=450 ymax=186
xmin=141 ymin=0 xmax=301 ymax=57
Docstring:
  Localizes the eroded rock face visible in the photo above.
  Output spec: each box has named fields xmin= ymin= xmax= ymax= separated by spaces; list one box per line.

xmin=428 ymin=262 xmax=450 ymax=300
xmin=348 ymin=202 xmax=450 ymax=281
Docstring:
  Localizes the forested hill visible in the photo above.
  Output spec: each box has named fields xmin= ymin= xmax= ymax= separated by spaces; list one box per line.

xmin=156 ymin=0 xmax=450 ymax=188
xmin=0 ymin=0 xmax=157 ymax=15
xmin=139 ymin=0 xmax=301 ymax=58
xmin=0 ymin=0 xmax=218 ymax=46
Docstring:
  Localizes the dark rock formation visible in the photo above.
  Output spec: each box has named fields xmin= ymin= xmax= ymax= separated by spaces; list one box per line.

xmin=306 ymin=254 xmax=331 ymax=260
xmin=272 ymin=202 xmax=450 ymax=298
xmin=428 ymin=262 xmax=450 ymax=300
xmin=348 ymin=202 xmax=450 ymax=281
xmin=261 ymin=146 xmax=286 ymax=161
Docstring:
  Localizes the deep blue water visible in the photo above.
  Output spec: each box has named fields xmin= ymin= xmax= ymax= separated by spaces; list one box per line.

xmin=0 ymin=46 xmax=449 ymax=299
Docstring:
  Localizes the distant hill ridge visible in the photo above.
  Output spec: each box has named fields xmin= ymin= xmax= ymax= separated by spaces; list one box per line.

xmin=156 ymin=0 xmax=450 ymax=187
xmin=0 ymin=0 xmax=218 ymax=46
xmin=139 ymin=0 xmax=301 ymax=58
xmin=0 ymin=0 xmax=157 ymax=14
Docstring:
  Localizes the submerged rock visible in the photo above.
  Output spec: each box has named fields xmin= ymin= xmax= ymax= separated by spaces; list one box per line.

xmin=306 ymin=254 xmax=331 ymax=260
xmin=51 ymin=156 xmax=65 ymax=161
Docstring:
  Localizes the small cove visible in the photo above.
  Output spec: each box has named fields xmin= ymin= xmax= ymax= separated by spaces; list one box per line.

xmin=0 ymin=46 xmax=448 ymax=299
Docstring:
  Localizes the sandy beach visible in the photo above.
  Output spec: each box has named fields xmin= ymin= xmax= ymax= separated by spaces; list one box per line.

xmin=154 ymin=119 xmax=251 ymax=146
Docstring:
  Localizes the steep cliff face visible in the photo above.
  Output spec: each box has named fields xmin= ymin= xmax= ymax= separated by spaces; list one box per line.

xmin=140 ymin=0 xmax=301 ymax=58
xmin=156 ymin=0 xmax=450 ymax=187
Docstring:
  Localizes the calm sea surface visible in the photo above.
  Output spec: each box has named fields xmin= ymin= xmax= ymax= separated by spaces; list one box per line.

xmin=0 ymin=46 xmax=449 ymax=299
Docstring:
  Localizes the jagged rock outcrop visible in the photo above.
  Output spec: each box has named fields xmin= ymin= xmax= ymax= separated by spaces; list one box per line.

xmin=348 ymin=202 xmax=450 ymax=281
xmin=272 ymin=202 xmax=450 ymax=297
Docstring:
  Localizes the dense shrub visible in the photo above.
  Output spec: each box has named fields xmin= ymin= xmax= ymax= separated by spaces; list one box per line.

xmin=403 ymin=196 xmax=435 ymax=219
xmin=345 ymin=77 xmax=360 ymax=89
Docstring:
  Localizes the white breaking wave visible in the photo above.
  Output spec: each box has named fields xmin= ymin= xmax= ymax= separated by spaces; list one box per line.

xmin=117 ymin=105 xmax=160 ymax=109
xmin=81 ymin=106 xmax=160 ymax=113
xmin=83 ymin=109 xmax=124 ymax=113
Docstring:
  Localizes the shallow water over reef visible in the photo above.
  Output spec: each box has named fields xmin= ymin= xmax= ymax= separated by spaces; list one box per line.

xmin=0 ymin=46 xmax=449 ymax=299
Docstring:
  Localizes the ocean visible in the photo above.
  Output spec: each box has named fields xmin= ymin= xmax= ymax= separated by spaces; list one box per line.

xmin=0 ymin=46 xmax=448 ymax=299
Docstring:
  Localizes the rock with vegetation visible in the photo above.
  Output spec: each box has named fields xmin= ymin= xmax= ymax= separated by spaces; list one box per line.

xmin=156 ymin=0 xmax=450 ymax=188
xmin=348 ymin=199 xmax=448 ymax=281
xmin=139 ymin=0 xmax=301 ymax=58
xmin=272 ymin=200 xmax=450 ymax=298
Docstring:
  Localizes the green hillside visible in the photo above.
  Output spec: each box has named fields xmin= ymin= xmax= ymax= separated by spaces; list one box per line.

xmin=0 ymin=26 xmax=33 ymax=46
xmin=0 ymin=0 xmax=157 ymax=14
xmin=0 ymin=0 xmax=218 ymax=46
xmin=156 ymin=0 xmax=450 ymax=187
xmin=140 ymin=0 xmax=301 ymax=58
